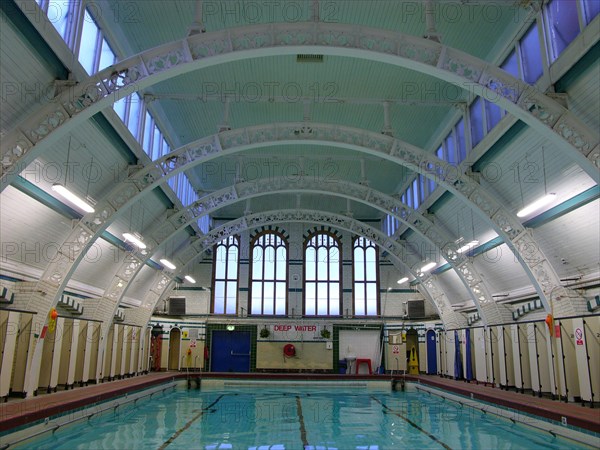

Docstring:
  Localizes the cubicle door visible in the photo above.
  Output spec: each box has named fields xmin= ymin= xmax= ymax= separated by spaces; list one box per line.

xmin=535 ymin=322 xmax=556 ymax=397
xmin=168 ymin=328 xmax=182 ymax=370
xmin=74 ymin=320 xmax=89 ymax=385
xmin=426 ymin=329 xmax=437 ymax=374
xmin=114 ymin=324 xmax=124 ymax=377
xmin=103 ymin=325 xmax=114 ymax=380
xmin=57 ymin=318 xmax=74 ymax=388
xmin=88 ymin=323 xmax=100 ymax=383
xmin=438 ymin=331 xmax=446 ymax=376
xmin=573 ymin=317 xmax=594 ymax=403
xmin=0 ymin=312 xmax=19 ymax=399
xmin=499 ymin=326 xmax=514 ymax=389
xmin=557 ymin=319 xmax=579 ymax=401
xmin=526 ymin=323 xmax=541 ymax=394
xmin=473 ymin=328 xmax=487 ymax=383
xmin=38 ymin=319 xmax=59 ymax=391
xmin=583 ymin=317 xmax=600 ymax=405
xmin=11 ymin=313 xmax=33 ymax=395
xmin=517 ymin=324 xmax=532 ymax=391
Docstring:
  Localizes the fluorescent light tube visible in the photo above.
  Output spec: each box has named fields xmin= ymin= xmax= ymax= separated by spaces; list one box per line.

xmin=517 ymin=193 xmax=556 ymax=217
xmin=123 ymin=232 xmax=147 ymax=249
xmin=160 ymin=259 xmax=176 ymax=270
xmin=52 ymin=184 xmax=95 ymax=213
xmin=420 ymin=262 xmax=437 ymax=273
xmin=397 ymin=277 xmax=409 ymax=285
xmin=184 ymin=275 xmax=196 ymax=283
xmin=457 ymin=240 xmax=479 ymax=254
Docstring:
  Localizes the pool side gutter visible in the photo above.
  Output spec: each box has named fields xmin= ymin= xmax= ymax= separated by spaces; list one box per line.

xmin=0 ymin=373 xmax=178 ymax=433
xmin=410 ymin=382 xmax=600 ymax=448
xmin=411 ymin=376 xmax=600 ymax=435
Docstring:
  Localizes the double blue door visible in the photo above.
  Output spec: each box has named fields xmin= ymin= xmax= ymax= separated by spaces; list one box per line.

xmin=211 ymin=331 xmax=251 ymax=372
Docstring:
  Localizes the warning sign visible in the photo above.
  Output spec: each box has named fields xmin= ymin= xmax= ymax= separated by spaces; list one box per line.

xmin=392 ymin=345 xmax=400 ymax=354
xmin=575 ymin=327 xmax=583 ymax=346
xmin=190 ymin=339 xmax=197 ymax=348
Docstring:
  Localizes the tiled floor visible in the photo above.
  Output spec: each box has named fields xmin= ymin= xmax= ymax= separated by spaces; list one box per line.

xmin=1 ymin=372 xmax=599 ymax=434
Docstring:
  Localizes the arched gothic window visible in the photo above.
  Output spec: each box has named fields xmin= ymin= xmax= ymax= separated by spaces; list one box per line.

xmin=212 ymin=236 xmax=239 ymax=315
xmin=353 ymin=237 xmax=379 ymax=316
xmin=304 ymin=231 xmax=341 ymax=316
xmin=250 ymin=231 xmax=288 ymax=315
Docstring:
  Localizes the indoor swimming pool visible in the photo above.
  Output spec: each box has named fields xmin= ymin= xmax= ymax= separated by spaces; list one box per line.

xmin=9 ymin=381 xmax=597 ymax=449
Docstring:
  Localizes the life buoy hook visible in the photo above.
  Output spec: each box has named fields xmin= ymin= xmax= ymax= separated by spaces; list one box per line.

xmin=283 ymin=343 xmax=296 ymax=357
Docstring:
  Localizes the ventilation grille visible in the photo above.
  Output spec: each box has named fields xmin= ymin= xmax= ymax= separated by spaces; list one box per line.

xmin=407 ymin=300 xmax=425 ymax=319
xmin=168 ymin=297 xmax=186 ymax=315
xmin=297 ymin=54 xmax=323 ymax=63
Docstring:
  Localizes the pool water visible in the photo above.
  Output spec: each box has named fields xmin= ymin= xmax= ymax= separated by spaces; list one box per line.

xmin=14 ymin=384 xmax=594 ymax=449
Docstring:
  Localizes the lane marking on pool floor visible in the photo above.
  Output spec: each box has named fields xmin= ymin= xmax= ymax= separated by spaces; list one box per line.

xmin=158 ymin=394 xmax=225 ymax=449
xmin=370 ymin=396 xmax=453 ymax=450
xmin=295 ymin=395 xmax=309 ymax=448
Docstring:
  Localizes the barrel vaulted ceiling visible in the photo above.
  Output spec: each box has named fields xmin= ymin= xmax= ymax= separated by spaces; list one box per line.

xmin=0 ymin=0 xmax=598 ymax=329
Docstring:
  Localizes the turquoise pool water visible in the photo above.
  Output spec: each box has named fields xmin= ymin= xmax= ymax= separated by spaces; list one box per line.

xmin=13 ymin=383 xmax=594 ymax=449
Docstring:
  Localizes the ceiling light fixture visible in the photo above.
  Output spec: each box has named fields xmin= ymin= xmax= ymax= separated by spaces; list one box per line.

xmin=517 ymin=193 xmax=556 ymax=217
xmin=52 ymin=184 xmax=95 ymax=213
xmin=397 ymin=277 xmax=409 ymax=285
xmin=420 ymin=262 xmax=437 ymax=273
xmin=517 ymin=147 xmax=556 ymax=218
xmin=123 ymin=232 xmax=146 ymax=249
xmin=160 ymin=259 xmax=176 ymax=270
xmin=184 ymin=275 xmax=196 ymax=283
xmin=52 ymin=136 xmax=95 ymax=214
xmin=457 ymin=240 xmax=479 ymax=253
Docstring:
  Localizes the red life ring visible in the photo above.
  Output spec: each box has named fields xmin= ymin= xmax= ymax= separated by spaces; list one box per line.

xmin=283 ymin=344 xmax=296 ymax=357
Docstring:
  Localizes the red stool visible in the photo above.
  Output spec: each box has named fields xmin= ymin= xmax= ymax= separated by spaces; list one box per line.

xmin=355 ymin=358 xmax=372 ymax=374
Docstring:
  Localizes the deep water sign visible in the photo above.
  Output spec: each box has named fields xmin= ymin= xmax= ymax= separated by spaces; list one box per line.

xmin=260 ymin=323 xmax=331 ymax=340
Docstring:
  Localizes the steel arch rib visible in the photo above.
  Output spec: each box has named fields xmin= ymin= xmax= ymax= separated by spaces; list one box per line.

xmin=1 ymin=22 xmax=598 ymax=190
xmin=33 ymin=122 xmax=578 ymax=313
xmin=84 ymin=177 xmax=502 ymax=375
xmin=75 ymin=203 xmax=466 ymax=383
xmin=98 ymin=177 xmax=510 ymax=334
xmin=18 ymin=123 xmax=578 ymax=332
xmin=127 ymin=209 xmax=466 ymax=330
xmin=17 ymin=122 xmax=583 ymax=395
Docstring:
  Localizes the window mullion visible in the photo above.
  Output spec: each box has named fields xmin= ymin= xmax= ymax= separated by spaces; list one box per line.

xmin=535 ymin=12 xmax=549 ymax=80
xmin=363 ymin=252 xmax=367 ymax=314
xmin=325 ymin=243 xmax=329 ymax=315
xmin=92 ymin=27 xmax=102 ymax=73
xmin=224 ymin=243 xmax=229 ymax=314
xmin=262 ymin=245 xmax=266 ymax=313
xmin=576 ymin=0 xmax=585 ymax=31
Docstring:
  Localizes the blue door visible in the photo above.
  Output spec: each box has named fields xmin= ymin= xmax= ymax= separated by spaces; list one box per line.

xmin=426 ymin=329 xmax=437 ymax=374
xmin=211 ymin=331 xmax=251 ymax=372
xmin=465 ymin=328 xmax=473 ymax=381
